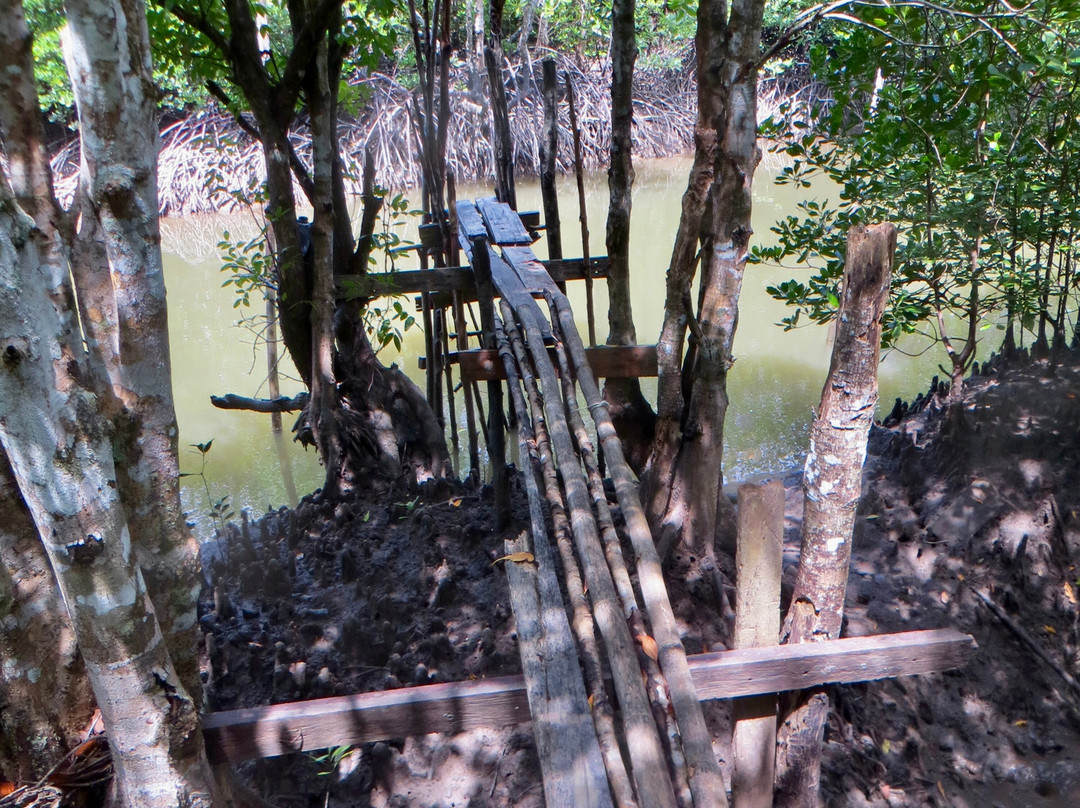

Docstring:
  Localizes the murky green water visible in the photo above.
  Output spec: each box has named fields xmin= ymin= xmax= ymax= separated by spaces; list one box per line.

xmin=164 ymin=155 xmax=963 ymax=533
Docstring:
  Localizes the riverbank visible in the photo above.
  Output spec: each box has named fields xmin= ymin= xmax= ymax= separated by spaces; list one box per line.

xmin=48 ymin=53 xmax=808 ymax=217
xmin=192 ymin=348 xmax=1080 ymax=806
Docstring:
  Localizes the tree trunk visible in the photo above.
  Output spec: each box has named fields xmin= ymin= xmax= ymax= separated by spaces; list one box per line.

xmin=0 ymin=169 xmax=215 ymax=807
xmin=64 ymin=0 xmax=203 ymax=699
xmin=643 ymin=0 xmax=726 ymax=547
xmin=602 ymin=0 xmax=656 ymax=474
xmin=0 ymin=454 xmax=94 ymax=782
xmin=648 ymin=0 xmax=765 ymax=556
xmin=774 ymin=224 xmax=896 ymax=808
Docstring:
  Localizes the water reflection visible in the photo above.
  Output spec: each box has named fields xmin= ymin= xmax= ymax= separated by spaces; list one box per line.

xmin=164 ymin=155 xmax=962 ymax=535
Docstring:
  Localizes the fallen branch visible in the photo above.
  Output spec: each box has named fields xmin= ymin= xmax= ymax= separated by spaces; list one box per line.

xmin=968 ymin=585 xmax=1080 ymax=700
xmin=210 ymin=393 xmax=310 ymax=413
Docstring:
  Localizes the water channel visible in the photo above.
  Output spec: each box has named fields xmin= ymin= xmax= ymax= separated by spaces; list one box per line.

xmin=164 ymin=155 xmax=958 ymax=535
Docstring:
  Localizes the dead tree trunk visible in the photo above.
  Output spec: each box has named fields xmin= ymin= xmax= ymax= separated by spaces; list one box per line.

xmin=775 ymin=224 xmax=896 ymax=808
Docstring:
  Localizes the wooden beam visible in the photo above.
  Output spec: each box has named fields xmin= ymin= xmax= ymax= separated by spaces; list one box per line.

xmin=203 ymin=629 xmax=975 ymax=763
xmin=422 ymin=345 xmax=659 ymax=381
xmin=476 ymin=197 xmax=534 ymax=245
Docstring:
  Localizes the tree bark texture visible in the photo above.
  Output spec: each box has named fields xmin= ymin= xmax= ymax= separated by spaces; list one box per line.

xmin=643 ymin=0 xmax=724 ymax=529
xmin=645 ymin=0 xmax=765 ymax=557
xmin=605 ymin=0 xmax=637 ymax=348
xmin=64 ymin=0 xmax=203 ymax=698
xmin=774 ymin=224 xmax=896 ymax=808
xmin=0 ymin=0 xmax=219 ymax=800
xmin=0 ymin=171 xmax=215 ymax=806
xmin=0 ymin=454 xmax=94 ymax=781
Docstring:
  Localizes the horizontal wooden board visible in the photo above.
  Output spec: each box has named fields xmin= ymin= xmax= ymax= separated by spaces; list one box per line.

xmin=430 ymin=345 xmax=659 ymax=381
xmin=204 ymin=629 xmax=974 ymax=763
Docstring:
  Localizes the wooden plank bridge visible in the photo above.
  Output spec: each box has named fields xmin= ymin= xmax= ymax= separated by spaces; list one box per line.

xmin=206 ymin=199 xmax=976 ymax=806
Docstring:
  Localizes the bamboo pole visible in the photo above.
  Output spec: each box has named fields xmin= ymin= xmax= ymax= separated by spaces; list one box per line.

xmin=565 ymin=72 xmax=596 ymax=347
xmin=552 ymin=339 xmax=693 ymax=808
xmin=549 ymin=292 xmax=729 ymax=808
xmin=496 ymin=314 xmax=637 ymax=808
xmin=499 ymin=298 xmax=676 ymax=808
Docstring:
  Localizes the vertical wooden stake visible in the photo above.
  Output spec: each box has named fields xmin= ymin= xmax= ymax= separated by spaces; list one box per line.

xmin=733 ymin=480 xmax=784 ymax=808
xmin=565 ymin=72 xmax=595 ymax=347
xmin=540 ymin=59 xmax=563 ymax=271
xmin=471 ymin=237 xmax=510 ymax=528
xmin=452 ymin=290 xmax=480 ymax=477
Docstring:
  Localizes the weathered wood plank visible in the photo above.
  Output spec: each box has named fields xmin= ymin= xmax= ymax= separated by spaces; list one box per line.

xmin=339 ymin=267 xmax=476 ymax=298
xmin=502 ymin=245 xmax=562 ymax=296
xmin=503 ymin=529 xmax=612 ymax=806
xmin=426 ymin=345 xmax=658 ymax=381
xmin=409 ymin=258 xmax=611 ymax=309
xmin=484 ymin=245 xmax=553 ymax=342
xmin=203 ymin=629 xmax=975 ymax=764
xmin=477 ymin=197 xmax=534 ymax=245
xmin=456 ymin=200 xmax=488 ymax=243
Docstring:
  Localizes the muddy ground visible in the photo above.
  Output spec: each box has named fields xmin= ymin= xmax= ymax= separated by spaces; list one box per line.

xmin=199 ymin=349 xmax=1080 ymax=808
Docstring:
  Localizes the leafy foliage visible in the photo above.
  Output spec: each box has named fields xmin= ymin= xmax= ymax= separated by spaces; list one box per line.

xmin=758 ymin=1 xmax=1080 ymax=371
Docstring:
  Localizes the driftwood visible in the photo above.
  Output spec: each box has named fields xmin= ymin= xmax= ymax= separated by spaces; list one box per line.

xmin=209 ymin=393 xmax=309 ymax=413
xmin=549 ymin=292 xmax=729 ymax=808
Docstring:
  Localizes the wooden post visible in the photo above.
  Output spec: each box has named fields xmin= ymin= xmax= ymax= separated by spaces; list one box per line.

xmin=452 ymin=291 xmax=480 ymax=476
xmin=565 ymin=72 xmax=596 ymax=347
xmin=733 ymin=481 xmax=784 ymax=808
xmin=471 ymin=237 xmax=510 ymax=528
xmin=775 ymin=224 xmax=897 ymax=808
xmin=485 ymin=47 xmax=517 ymax=210
xmin=540 ymin=59 xmax=563 ymax=265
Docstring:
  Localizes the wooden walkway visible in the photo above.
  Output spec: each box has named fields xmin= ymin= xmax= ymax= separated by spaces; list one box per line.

xmin=204 ymin=199 xmax=976 ymax=808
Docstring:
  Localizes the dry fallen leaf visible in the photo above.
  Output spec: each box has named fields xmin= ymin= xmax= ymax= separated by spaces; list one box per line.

xmin=588 ymin=694 xmax=595 ymax=710
xmin=637 ymin=634 xmax=659 ymax=661
xmin=449 ymin=497 xmax=463 ymax=507
xmin=940 ymin=591 xmax=950 ymax=604
xmin=1065 ymin=581 xmax=1077 ymax=605
xmin=881 ymin=739 xmax=891 ymax=754
xmin=937 ymin=781 xmax=946 ymax=798
xmin=0 ymin=783 xmax=16 ymax=798
xmin=1014 ymin=719 xmax=1028 ymax=727
xmin=491 ymin=551 xmax=535 ymax=566
xmin=1044 ymin=624 xmax=1058 ymax=635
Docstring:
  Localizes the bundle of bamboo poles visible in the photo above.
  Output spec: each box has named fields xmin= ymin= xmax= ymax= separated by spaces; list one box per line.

xmin=491 ymin=287 xmax=729 ymax=808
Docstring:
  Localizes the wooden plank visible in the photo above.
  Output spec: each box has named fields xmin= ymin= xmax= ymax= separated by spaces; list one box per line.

xmin=203 ymin=629 xmax=975 ymax=764
xmin=484 ymin=245 xmax=552 ymax=342
xmin=503 ymin=530 xmax=612 ymax=807
xmin=476 ymin=197 xmax=534 ymax=245
xmin=456 ymin=200 xmax=488 ymax=243
xmin=342 ymin=259 xmax=609 ymax=308
xmin=431 ymin=345 xmax=659 ymax=381
xmin=502 ymin=245 xmax=562 ymax=296
xmin=338 ymin=267 xmax=476 ymax=298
